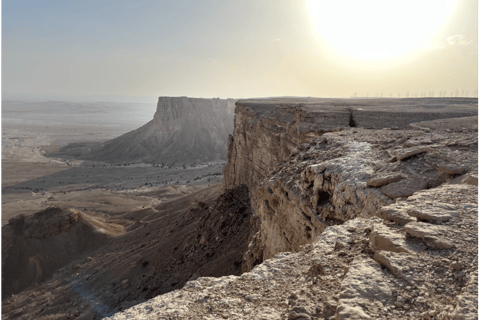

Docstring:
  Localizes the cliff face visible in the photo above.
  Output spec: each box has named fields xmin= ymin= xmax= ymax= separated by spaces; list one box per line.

xmin=249 ymin=122 xmax=478 ymax=263
xmin=223 ymin=98 xmax=477 ymax=191
xmin=106 ymin=98 xmax=477 ymax=320
xmin=53 ymin=97 xmax=236 ymax=165
xmin=222 ymin=98 xmax=477 ymax=266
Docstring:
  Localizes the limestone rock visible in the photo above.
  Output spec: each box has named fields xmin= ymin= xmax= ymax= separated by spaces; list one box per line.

xmin=376 ymin=203 xmax=416 ymax=225
xmin=464 ymin=174 xmax=478 ymax=186
xmin=404 ymin=222 xmax=454 ymax=249
xmin=106 ymin=179 xmax=477 ymax=320
xmin=381 ymin=177 xmax=428 ymax=199
xmin=367 ymin=173 xmax=405 ymax=187
xmin=373 ymin=251 xmax=416 ymax=283
xmin=337 ymin=255 xmax=391 ymax=319
xmin=253 ymin=133 xmax=393 ymax=259
xmin=406 ymin=202 xmax=459 ymax=223
xmin=369 ymin=223 xmax=411 ymax=253
xmin=439 ymin=165 xmax=467 ymax=175
xmin=223 ymin=98 xmax=477 ymax=191
xmin=336 ymin=305 xmax=372 ymax=319
xmin=391 ymin=146 xmax=434 ymax=161
xmin=450 ymin=174 xmax=479 ymax=186
xmin=451 ymin=270 xmax=478 ymax=319
xmin=51 ymin=97 xmax=236 ymax=165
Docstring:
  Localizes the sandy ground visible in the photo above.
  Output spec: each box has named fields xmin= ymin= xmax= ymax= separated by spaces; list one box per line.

xmin=2 ymin=123 xmax=223 ymax=226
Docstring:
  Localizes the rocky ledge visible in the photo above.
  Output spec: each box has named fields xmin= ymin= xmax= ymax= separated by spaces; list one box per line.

xmin=108 ymin=98 xmax=477 ymax=319
xmin=107 ymin=182 xmax=477 ymax=319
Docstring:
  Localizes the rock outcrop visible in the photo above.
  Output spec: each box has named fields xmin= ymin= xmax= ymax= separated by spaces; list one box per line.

xmin=223 ymin=97 xmax=477 ymax=192
xmin=107 ymin=183 xmax=478 ymax=320
xmin=51 ymin=97 xmax=235 ymax=165
xmin=2 ymin=207 xmax=118 ymax=300
xmin=106 ymin=98 xmax=477 ymax=319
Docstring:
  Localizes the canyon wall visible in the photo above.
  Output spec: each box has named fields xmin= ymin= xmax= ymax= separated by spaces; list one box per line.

xmin=109 ymin=109 xmax=478 ymax=320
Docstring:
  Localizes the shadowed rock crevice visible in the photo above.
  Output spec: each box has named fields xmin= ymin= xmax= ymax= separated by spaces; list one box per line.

xmin=348 ymin=109 xmax=357 ymax=127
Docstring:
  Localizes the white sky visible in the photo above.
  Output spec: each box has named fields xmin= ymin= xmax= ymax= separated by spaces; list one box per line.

xmin=2 ymin=0 xmax=478 ymax=102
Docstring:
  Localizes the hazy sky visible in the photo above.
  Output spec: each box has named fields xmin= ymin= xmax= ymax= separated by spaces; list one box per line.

xmin=2 ymin=0 xmax=478 ymax=102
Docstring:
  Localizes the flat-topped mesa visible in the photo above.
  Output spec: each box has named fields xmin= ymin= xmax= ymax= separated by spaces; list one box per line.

xmin=153 ymin=96 xmax=235 ymax=132
xmin=223 ymin=97 xmax=477 ymax=191
xmin=52 ymin=96 xmax=236 ymax=165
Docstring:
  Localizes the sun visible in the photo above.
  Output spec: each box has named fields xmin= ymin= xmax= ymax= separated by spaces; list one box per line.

xmin=307 ymin=0 xmax=457 ymax=60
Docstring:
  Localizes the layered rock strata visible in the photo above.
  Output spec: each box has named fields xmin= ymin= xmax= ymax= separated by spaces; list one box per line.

xmin=221 ymin=97 xmax=477 ymax=266
xmin=223 ymin=97 xmax=477 ymax=192
xmin=107 ymin=107 xmax=477 ymax=319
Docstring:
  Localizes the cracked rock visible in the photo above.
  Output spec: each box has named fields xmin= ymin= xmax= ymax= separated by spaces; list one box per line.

xmin=404 ymin=222 xmax=454 ymax=249
xmin=381 ymin=177 xmax=428 ymax=199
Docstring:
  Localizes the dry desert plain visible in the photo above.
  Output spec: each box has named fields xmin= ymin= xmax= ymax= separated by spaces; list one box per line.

xmin=2 ymin=115 xmax=225 ymax=226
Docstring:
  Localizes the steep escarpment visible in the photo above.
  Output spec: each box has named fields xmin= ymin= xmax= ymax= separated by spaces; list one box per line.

xmin=223 ymin=97 xmax=477 ymax=191
xmin=222 ymin=97 xmax=477 ymax=265
xmin=108 ymin=101 xmax=477 ymax=320
xmin=51 ymin=97 xmax=235 ymax=165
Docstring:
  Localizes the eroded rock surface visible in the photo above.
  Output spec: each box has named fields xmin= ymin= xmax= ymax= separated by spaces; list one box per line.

xmin=5 ymin=98 xmax=477 ymax=319
xmin=2 ymin=207 xmax=115 ymax=299
xmin=2 ymin=185 xmax=254 ymax=319
xmin=223 ymin=97 xmax=477 ymax=264
xmin=107 ymin=183 xmax=478 ymax=320
xmin=223 ymin=98 xmax=477 ymax=191
xmin=251 ymin=120 xmax=477 ymax=261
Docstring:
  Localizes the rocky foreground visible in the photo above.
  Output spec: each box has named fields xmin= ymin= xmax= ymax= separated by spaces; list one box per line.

xmin=109 ymin=98 xmax=478 ymax=319
xmin=109 ymin=184 xmax=477 ymax=319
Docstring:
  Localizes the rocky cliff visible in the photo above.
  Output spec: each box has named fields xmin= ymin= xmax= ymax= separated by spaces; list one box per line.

xmin=108 ymin=99 xmax=478 ymax=320
xmin=108 ymin=183 xmax=478 ymax=319
xmin=223 ymin=98 xmax=477 ymax=191
xmin=51 ymin=97 xmax=235 ymax=165
xmin=222 ymin=98 xmax=477 ymax=264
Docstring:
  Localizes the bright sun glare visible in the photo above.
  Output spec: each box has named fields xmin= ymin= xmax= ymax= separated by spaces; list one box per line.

xmin=308 ymin=0 xmax=458 ymax=59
